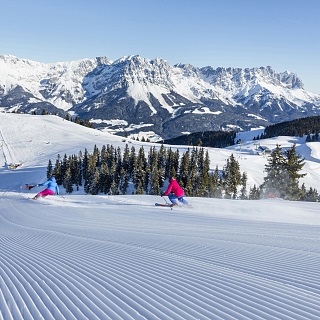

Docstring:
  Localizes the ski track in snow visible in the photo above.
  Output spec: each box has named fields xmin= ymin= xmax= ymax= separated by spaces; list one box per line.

xmin=1 ymin=195 xmax=320 ymax=320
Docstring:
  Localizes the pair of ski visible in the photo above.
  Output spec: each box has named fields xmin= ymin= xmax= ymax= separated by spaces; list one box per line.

xmin=155 ymin=202 xmax=192 ymax=210
xmin=155 ymin=202 xmax=177 ymax=208
xmin=21 ymin=184 xmax=37 ymax=190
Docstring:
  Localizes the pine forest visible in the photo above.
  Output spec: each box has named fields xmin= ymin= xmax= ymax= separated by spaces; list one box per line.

xmin=47 ymin=142 xmax=319 ymax=202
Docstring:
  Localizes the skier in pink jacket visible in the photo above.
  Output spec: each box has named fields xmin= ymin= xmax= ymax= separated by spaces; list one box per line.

xmin=162 ymin=177 xmax=189 ymax=206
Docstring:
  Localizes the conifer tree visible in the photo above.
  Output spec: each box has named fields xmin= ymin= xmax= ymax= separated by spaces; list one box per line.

xmin=173 ymin=149 xmax=180 ymax=176
xmin=129 ymin=146 xmax=137 ymax=178
xmin=305 ymin=187 xmax=319 ymax=202
xmin=249 ymin=185 xmax=260 ymax=200
xmin=84 ymin=154 xmax=97 ymax=194
xmin=118 ymin=146 xmax=130 ymax=195
xmin=114 ymin=147 xmax=122 ymax=188
xmin=75 ymin=116 xmax=81 ymax=125
xmin=110 ymin=179 xmax=119 ymax=195
xmin=223 ymin=158 xmax=232 ymax=199
xmin=223 ymin=154 xmax=241 ymax=199
xmin=187 ymin=162 xmax=197 ymax=196
xmin=166 ymin=148 xmax=179 ymax=178
xmin=143 ymin=164 xmax=151 ymax=194
xmin=110 ymin=157 xmax=118 ymax=194
xmin=75 ymin=152 xmax=82 ymax=189
xmin=261 ymin=144 xmax=306 ymax=200
xmin=148 ymin=146 xmax=157 ymax=170
xmin=63 ymin=166 xmax=73 ymax=194
xmin=84 ymin=119 xmax=93 ymax=128
xmin=90 ymin=168 xmax=100 ymax=195
xmin=54 ymin=156 xmax=63 ymax=185
xmin=158 ymin=163 xmax=166 ymax=190
xmin=206 ymin=173 xmax=215 ymax=198
xmin=99 ymin=162 xmax=109 ymax=194
xmin=100 ymin=145 xmax=108 ymax=165
xmin=149 ymin=155 xmax=160 ymax=195
xmin=261 ymin=144 xmax=286 ymax=198
xmin=300 ymin=183 xmax=307 ymax=200
xmin=61 ymin=154 xmax=68 ymax=179
xmin=158 ymin=144 xmax=166 ymax=169
xmin=284 ymin=144 xmax=306 ymax=200
xmin=136 ymin=179 xmax=144 ymax=194
xmin=119 ymin=166 xmax=130 ymax=195
xmin=211 ymin=166 xmax=222 ymax=198
xmin=122 ymin=144 xmax=130 ymax=172
xmin=138 ymin=146 xmax=147 ymax=169
xmin=198 ymin=149 xmax=211 ymax=196
xmin=106 ymin=144 xmax=115 ymax=169
xmin=171 ymin=167 xmax=177 ymax=180
xmin=186 ymin=148 xmax=198 ymax=196
xmin=306 ymin=134 xmax=311 ymax=142
xmin=68 ymin=155 xmax=74 ymax=184
xmin=131 ymin=153 xmax=139 ymax=192
xmin=46 ymin=159 xmax=53 ymax=178
xmin=179 ymin=148 xmax=190 ymax=189
xmin=92 ymin=145 xmax=100 ymax=168
xmin=218 ymin=176 xmax=224 ymax=198
xmin=132 ymin=147 xmax=147 ymax=193
xmin=82 ymin=148 xmax=89 ymax=182
xmin=240 ymin=172 xmax=248 ymax=200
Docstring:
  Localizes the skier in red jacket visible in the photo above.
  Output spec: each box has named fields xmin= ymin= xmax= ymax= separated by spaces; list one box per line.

xmin=162 ymin=177 xmax=189 ymax=206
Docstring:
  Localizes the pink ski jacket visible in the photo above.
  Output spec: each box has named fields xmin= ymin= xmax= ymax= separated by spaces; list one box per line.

xmin=163 ymin=179 xmax=185 ymax=197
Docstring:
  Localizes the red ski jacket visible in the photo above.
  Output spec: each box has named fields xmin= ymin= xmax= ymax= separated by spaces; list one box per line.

xmin=163 ymin=179 xmax=185 ymax=197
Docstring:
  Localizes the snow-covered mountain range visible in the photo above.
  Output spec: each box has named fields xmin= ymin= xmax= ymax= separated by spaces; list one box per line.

xmin=1 ymin=54 xmax=320 ymax=140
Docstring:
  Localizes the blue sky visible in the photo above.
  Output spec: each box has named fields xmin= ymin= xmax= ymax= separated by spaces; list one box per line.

xmin=1 ymin=0 xmax=319 ymax=93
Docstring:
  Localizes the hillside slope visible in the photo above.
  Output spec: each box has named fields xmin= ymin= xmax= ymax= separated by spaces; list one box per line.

xmin=1 ymin=113 xmax=320 ymax=192
xmin=1 ymin=113 xmax=320 ymax=320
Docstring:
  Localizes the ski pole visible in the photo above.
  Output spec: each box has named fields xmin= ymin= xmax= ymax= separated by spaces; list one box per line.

xmin=163 ymin=196 xmax=174 ymax=210
xmin=163 ymin=196 xmax=170 ymax=205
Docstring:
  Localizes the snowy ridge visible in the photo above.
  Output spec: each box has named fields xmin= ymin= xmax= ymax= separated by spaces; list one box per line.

xmin=200 ymin=66 xmax=319 ymax=108
xmin=0 ymin=55 xmax=112 ymax=111
xmin=1 ymin=54 xmax=320 ymax=140
xmin=1 ymin=113 xmax=320 ymax=319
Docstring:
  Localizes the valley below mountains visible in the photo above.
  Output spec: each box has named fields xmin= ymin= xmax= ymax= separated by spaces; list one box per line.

xmin=1 ymin=54 xmax=319 ymax=140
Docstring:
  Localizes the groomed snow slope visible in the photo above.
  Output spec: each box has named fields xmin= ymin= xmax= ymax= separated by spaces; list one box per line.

xmin=1 ymin=113 xmax=320 ymax=319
